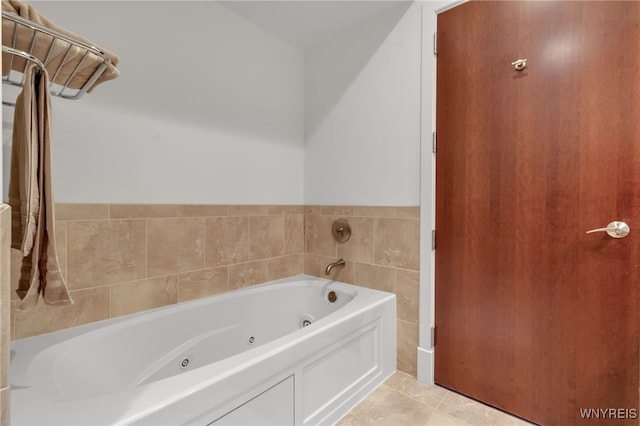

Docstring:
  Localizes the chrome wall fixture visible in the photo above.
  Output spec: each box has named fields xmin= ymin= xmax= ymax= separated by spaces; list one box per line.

xmin=2 ymin=11 xmax=113 ymax=106
xmin=325 ymin=258 xmax=345 ymax=275
xmin=332 ymin=218 xmax=351 ymax=243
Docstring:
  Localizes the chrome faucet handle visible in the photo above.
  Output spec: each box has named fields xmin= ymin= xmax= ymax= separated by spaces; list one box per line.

xmin=332 ymin=219 xmax=351 ymax=243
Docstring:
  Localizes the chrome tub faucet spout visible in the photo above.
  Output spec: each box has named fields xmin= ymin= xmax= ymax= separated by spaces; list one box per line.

xmin=325 ymin=258 xmax=345 ymax=275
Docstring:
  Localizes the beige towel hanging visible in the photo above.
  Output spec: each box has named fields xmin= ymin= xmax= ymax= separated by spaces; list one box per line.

xmin=9 ymin=63 xmax=73 ymax=311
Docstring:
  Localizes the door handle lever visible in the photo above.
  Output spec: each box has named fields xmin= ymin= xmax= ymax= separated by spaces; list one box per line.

xmin=586 ymin=226 xmax=618 ymax=233
xmin=586 ymin=221 xmax=630 ymax=238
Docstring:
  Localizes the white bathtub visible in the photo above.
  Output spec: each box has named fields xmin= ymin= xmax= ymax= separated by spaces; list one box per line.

xmin=10 ymin=275 xmax=396 ymax=425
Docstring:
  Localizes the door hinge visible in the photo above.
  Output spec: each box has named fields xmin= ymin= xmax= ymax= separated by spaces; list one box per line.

xmin=431 ymin=326 xmax=436 ymax=347
xmin=433 ymin=32 xmax=438 ymax=55
xmin=431 ymin=229 xmax=436 ymax=250
xmin=432 ymin=131 xmax=437 ymax=153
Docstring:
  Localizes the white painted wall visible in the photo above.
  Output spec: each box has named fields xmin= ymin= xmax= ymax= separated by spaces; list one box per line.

xmin=303 ymin=2 xmax=421 ymax=206
xmin=2 ymin=1 xmax=428 ymax=206
xmin=2 ymin=1 xmax=304 ymax=204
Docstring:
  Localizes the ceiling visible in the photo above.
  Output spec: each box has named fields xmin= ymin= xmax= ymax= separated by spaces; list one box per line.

xmin=219 ymin=0 xmax=414 ymax=51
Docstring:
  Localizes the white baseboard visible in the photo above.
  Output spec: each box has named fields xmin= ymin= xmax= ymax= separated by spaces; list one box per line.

xmin=416 ymin=346 xmax=434 ymax=384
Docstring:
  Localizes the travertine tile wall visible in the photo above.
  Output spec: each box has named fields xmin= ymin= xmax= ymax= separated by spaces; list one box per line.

xmin=8 ymin=204 xmax=420 ymax=376
xmin=9 ymin=204 xmax=304 ymax=339
xmin=303 ymin=206 xmax=420 ymax=376
xmin=1 ymin=204 xmax=11 ymax=425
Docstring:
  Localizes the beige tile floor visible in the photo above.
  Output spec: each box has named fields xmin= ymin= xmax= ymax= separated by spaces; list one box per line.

xmin=338 ymin=371 xmax=535 ymax=426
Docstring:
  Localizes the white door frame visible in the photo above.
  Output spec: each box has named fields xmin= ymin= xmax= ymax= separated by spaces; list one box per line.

xmin=417 ymin=0 xmax=465 ymax=384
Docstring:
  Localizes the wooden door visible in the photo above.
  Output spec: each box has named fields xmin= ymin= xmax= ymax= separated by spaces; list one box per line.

xmin=435 ymin=2 xmax=640 ymax=425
